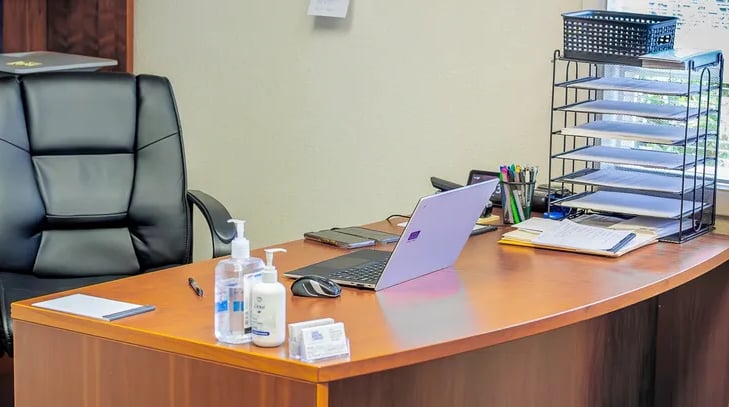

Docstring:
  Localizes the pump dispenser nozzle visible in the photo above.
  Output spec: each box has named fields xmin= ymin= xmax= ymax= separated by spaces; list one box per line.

xmin=262 ymin=248 xmax=287 ymax=283
xmin=227 ymin=219 xmax=251 ymax=259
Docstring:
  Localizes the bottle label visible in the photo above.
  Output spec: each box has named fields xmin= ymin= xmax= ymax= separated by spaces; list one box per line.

xmin=251 ymin=295 xmax=271 ymax=336
xmin=243 ymin=271 xmax=263 ymax=334
xmin=215 ymin=279 xmax=241 ymax=313
xmin=214 ymin=277 xmax=247 ymax=342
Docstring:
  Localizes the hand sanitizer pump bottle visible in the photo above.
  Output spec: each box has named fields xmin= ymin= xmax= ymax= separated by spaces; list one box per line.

xmin=252 ymin=248 xmax=287 ymax=347
xmin=214 ymin=219 xmax=265 ymax=344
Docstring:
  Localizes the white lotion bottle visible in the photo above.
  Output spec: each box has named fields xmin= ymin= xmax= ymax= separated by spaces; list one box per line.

xmin=251 ymin=248 xmax=287 ymax=347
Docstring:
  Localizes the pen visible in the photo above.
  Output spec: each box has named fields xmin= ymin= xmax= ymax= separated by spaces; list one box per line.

xmin=188 ymin=277 xmax=204 ymax=297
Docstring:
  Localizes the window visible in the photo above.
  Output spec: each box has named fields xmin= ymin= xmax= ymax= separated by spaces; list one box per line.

xmin=607 ymin=0 xmax=729 ymax=181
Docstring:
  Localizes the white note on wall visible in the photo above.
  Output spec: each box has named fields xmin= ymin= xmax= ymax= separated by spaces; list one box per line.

xmin=308 ymin=0 xmax=350 ymax=18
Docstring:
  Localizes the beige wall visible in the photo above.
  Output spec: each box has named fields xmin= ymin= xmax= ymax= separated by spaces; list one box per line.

xmin=134 ymin=0 xmax=584 ymax=256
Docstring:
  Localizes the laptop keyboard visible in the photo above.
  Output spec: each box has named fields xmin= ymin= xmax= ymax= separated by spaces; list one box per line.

xmin=330 ymin=260 xmax=388 ymax=284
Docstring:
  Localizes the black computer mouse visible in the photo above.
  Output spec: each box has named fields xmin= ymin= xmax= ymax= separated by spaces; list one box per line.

xmin=291 ymin=275 xmax=342 ymax=298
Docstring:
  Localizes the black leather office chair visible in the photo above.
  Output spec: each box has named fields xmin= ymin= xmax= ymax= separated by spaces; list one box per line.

xmin=0 ymin=72 xmax=236 ymax=358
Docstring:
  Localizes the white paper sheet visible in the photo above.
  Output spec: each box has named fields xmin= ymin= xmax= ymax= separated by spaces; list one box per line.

xmin=558 ymin=100 xmax=700 ymax=120
xmin=532 ymin=220 xmax=636 ymax=251
xmin=609 ymin=216 xmax=694 ymax=238
xmin=560 ymin=120 xmax=703 ymax=145
xmin=559 ymin=167 xmax=703 ymax=194
xmin=500 ymin=218 xmax=658 ymax=256
xmin=33 ymin=293 xmax=154 ymax=321
xmin=556 ymin=145 xmax=692 ymax=169
xmin=558 ymin=77 xmax=690 ymax=96
xmin=308 ymin=0 xmax=350 ymax=18
xmin=511 ymin=217 xmax=562 ymax=232
xmin=558 ymin=190 xmax=710 ymax=219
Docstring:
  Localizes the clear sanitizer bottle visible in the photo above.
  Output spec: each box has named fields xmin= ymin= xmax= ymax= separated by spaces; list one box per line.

xmin=214 ymin=219 xmax=265 ymax=344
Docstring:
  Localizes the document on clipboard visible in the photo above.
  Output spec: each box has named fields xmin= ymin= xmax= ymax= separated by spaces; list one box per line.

xmin=498 ymin=218 xmax=657 ymax=257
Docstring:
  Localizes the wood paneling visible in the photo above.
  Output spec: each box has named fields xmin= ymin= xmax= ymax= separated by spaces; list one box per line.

xmin=46 ymin=0 xmax=98 ymax=56
xmin=331 ymin=298 xmax=656 ymax=407
xmin=14 ymin=298 xmax=660 ymax=407
xmin=0 ymin=1 xmax=2 ymax=49
xmin=654 ymin=261 xmax=729 ymax=406
xmin=0 ymin=356 xmax=13 ymax=407
xmin=588 ymin=297 xmax=657 ymax=407
xmin=2 ymin=0 xmax=133 ymax=72
xmin=46 ymin=0 xmax=132 ymax=71
xmin=2 ymin=0 xmax=46 ymax=52
xmin=13 ymin=321 xmax=317 ymax=407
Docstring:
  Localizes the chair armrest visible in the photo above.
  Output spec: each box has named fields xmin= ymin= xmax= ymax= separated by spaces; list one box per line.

xmin=187 ymin=190 xmax=235 ymax=258
xmin=0 ymin=281 xmax=9 ymax=357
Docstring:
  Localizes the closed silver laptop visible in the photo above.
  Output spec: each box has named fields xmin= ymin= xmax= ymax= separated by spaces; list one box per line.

xmin=0 ymin=51 xmax=117 ymax=74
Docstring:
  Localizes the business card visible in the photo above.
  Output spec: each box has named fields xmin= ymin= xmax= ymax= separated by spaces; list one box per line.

xmin=300 ymin=322 xmax=349 ymax=362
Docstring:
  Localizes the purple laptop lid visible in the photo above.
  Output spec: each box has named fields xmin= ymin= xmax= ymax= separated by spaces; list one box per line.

xmin=375 ymin=179 xmax=498 ymax=290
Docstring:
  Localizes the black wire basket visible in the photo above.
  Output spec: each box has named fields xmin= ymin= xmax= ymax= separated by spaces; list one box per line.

xmin=562 ymin=10 xmax=677 ymax=65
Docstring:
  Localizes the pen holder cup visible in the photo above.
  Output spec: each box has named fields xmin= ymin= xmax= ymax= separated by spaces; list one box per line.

xmin=499 ymin=181 xmax=536 ymax=225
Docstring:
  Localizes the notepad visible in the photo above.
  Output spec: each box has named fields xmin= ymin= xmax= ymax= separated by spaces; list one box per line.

xmin=33 ymin=293 xmax=155 ymax=321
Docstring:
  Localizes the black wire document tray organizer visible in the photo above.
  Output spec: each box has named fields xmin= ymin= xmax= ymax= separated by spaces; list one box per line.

xmin=547 ymin=49 xmax=724 ymax=243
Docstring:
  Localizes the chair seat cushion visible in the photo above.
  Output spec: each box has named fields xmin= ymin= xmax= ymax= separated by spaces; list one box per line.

xmin=0 ymin=272 xmax=127 ymax=357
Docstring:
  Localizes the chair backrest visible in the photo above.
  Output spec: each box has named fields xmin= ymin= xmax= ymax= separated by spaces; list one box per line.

xmin=0 ymin=72 xmax=191 ymax=278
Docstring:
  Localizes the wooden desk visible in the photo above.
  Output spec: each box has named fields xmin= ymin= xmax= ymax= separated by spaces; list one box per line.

xmin=12 ymin=222 xmax=729 ymax=406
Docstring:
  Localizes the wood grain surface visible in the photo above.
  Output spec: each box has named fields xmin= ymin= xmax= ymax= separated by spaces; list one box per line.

xmin=46 ymin=0 xmax=132 ymax=71
xmin=654 ymin=261 xmax=729 ymax=407
xmin=0 ymin=356 xmax=12 ymax=407
xmin=14 ymin=321 xmax=318 ymax=407
xmin=14 ymin=299 xmax=659 ymax=407
xmin=2 ymin=0 xmax=46 ymax=52
xmin=12 ymin=221 xmax=729 ymax=384
xmin=329 ymin=297 xmax=657 ymax=407
xmin=2 ymin=0 xmax=133 ymax=72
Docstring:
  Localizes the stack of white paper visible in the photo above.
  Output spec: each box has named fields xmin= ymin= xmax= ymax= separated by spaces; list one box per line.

xmin=557 ymin=190 xmax=710 ymax=219
xmin=558 ymin=100 xmax=700 ymax=120
xmin=557 ymin=77 xmax=690 ymax=96
xmin=639 ymin=48 xmax=722 ymax=70
xmin=559 ymin=167 xmax=703 ymax=194
xmin=560 ymin=120 xmax=704 ymax=145
xmin=556 ymin=145 xmax=692 ymax=169
xmin=610 ymin=216 xmax=695 ymax=238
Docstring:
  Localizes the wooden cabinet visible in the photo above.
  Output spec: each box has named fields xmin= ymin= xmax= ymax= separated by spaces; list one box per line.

xmin=1 ymin=0 xmax=133 ymax=72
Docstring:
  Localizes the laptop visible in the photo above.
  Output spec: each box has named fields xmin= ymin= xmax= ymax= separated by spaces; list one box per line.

xmin=0 ymin=51 xmax=117 ymax=74
xmin=284 ymin=179 xmax=498 ymax=291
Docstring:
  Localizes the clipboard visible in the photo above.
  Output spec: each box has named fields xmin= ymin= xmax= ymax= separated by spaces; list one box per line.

xmin=497 ymin=218 xmax=658 ymax=257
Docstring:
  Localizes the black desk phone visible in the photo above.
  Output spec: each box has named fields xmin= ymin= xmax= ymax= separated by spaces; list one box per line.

xmin=430 ymin=170 xmax=571 ymax=214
